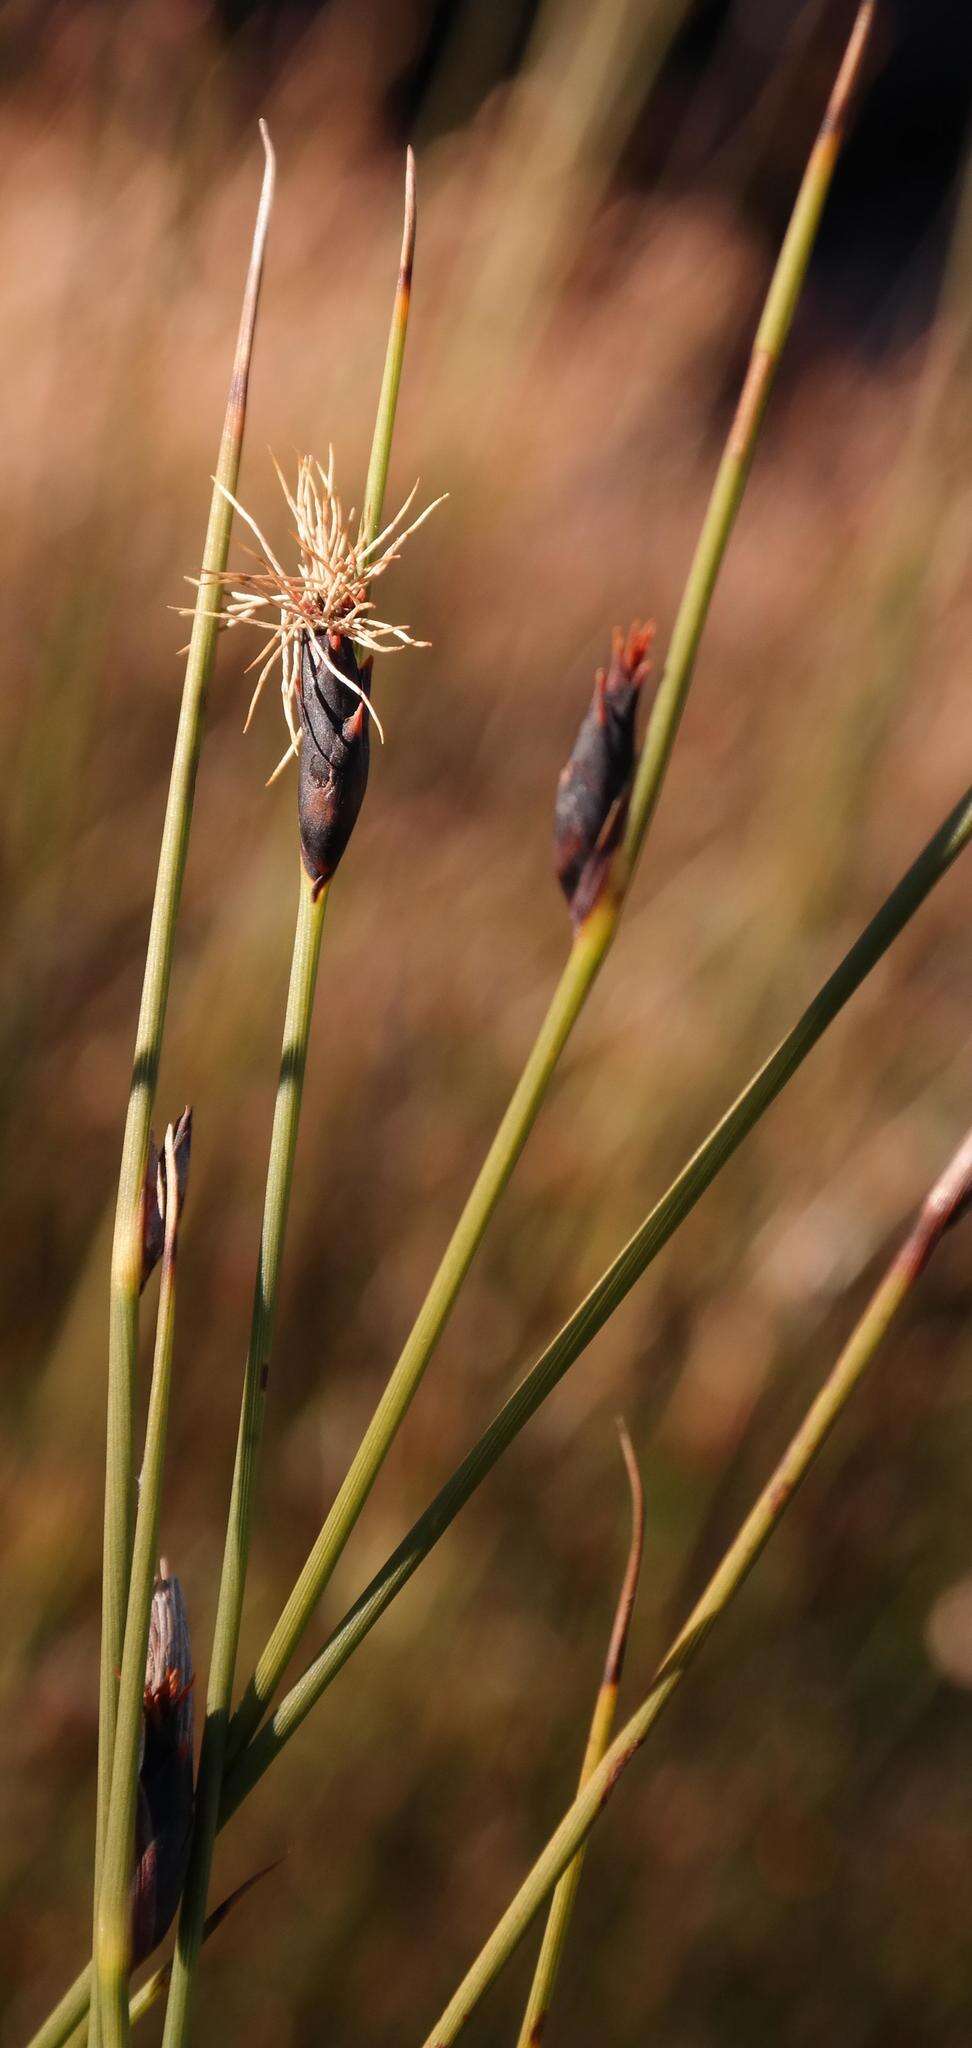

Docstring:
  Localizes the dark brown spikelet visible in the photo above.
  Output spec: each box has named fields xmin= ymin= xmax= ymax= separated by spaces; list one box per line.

xmin=140 ymin=1109 xmax=192 ymax=1293
xmin=131 ymin=1567 xmax=195 ymax=1966
xmin=553 ymin=623 xmax=654 ymax=924
xmin=297 ymin=628 xmax=372 ymax=897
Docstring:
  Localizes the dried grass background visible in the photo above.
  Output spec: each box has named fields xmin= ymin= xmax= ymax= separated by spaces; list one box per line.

xmin=2 ymin=2 xmax=972 ymax=2042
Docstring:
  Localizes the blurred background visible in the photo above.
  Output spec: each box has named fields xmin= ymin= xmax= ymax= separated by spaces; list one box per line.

xmin=2 ymin=0 xmax=972 ymax=2041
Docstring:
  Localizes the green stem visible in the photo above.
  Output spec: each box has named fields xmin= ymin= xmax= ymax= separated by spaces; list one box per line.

xmin=159 ymin=870 xmax=327 ymax=2048
xmin=90 ymin=126 xmax=274 ymax=2047
xmin=228 ymin=0 xmax=875 ymax=1758
xmin=33 ymin=1871 xmax=273 ymax=2048
xmin=516 ymin=1424 xmax=645 ymax=2048
xmin=160 ymin=151 xmax=418 ymax=2048
xmin=124 ymin=1863 xmax=276 ymax=2032
xmin=228 ymin=899 xmax=615 ymax=1755
xmin=420 ymin=1118 xmax=972 ymax=2045
xmin=619 ymin=0 xmax=874 ymax=883
xmin=96 ymin=1135 xmax=185 ymax=2047
xmin=359 ymin=147 xmax=416 ymax=556
xmin=222 ymin=782 xmax=972 ymax=1816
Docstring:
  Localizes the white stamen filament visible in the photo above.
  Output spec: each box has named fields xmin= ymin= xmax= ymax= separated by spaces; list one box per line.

xmin=184 ymin=455 xmax=444 ymax=776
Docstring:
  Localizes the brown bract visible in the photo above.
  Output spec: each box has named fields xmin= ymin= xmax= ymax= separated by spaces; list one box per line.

xmin=132 ymin=1570 xmax=195 ymax=1967
xmin=296 ymin=630 xmax=374 ymax=896
xmin=553 ymin=623 xmax=654 ymax=925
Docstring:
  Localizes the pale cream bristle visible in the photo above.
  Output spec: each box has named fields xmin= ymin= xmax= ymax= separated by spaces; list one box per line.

xmin=184 ymin=454 xmax=444 ymax=774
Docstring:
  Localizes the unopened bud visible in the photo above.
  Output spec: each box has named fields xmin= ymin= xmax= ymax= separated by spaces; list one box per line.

xmin=140 ymin=1110 xmax=192 ymax=1292
xmin=131 ymin=1567 xmax=194 ymax=1965
xmin=297 ymin=629 xmax=372 ymax=898
xmin=554 ymin=623 xmax=654 ymax=924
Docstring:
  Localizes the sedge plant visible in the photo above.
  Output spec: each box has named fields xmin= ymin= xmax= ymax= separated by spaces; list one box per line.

xmin=225 ymin=0 xmax=878 ymax=1769
xmin=95 ymin=1128 xmax=190 ymax=2046
xmin=29 ymin=775 xmax=972 ymax=2048
xmin=88 ymin=125 xmax=274 ymax=2048
xmin=28 ymin=9 xmax=972 ymax=2043
xmin=159 ymin=150 xmax=428 ymax=2047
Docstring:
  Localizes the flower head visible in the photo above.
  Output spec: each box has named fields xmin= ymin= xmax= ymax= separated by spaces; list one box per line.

xmin=553 ymin=622 xmax=654 ymax=925
xmin=193 ymin=452 xmax=442 ymax=784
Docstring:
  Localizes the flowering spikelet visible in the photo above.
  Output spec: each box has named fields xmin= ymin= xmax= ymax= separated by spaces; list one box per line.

xmin=554 ymin=623 xmax=654 ymax=924
xmin=140 ymin=1109 xmax=192 ymax=1293
xmin=193 ymin=451 xmax=442 ymax=786
xmin=131 ymin=1566 xmax=194 ymax=1966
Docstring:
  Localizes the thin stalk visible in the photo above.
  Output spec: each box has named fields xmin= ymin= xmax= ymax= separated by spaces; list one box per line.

xmin=126 ymin=1867 xmax=277 ymax=2031
xmin=96 ymin=1133 xmax=186 ymax=2047
xmin=36 ymin=785 xmax=972 ymax=2048
xmin=159 ymin=869 xmax=327 ymax=2047
xmin=420 ymin=1124 xmax=972 ymax=2045
xmin=617 ymin=0 xmax=875 ymax=884
xmin=55 ymin=1872 xmax=277 ymax=2048
xmin=228 ymin=902 xmax=614 ymax=1753
xmin=93 ymin=120 xmax=274 ymax=1954
xmin=160 ymin=154 xmax=418 ymax=2048
xmin=223 ymin=782 xmax=972 ymax=1815
xmin=228 ymin=1 xmax=875 ymax=1759
xmin=359 ymin=147 xmax=416 ymax=558
xmin=516 ymin=1423 xmax=645 ymax=2048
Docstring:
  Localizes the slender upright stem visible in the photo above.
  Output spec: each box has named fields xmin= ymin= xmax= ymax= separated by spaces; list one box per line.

xmin=126 ymin=1866 xmax=276 ymax=2032
xmin=160 ymin=871 xmax=327 ymax=2047
xmin=228 ymin=2 xmax=876 ymax=1757
xmin=617 ymin=0 xmax=874 ymax=885
xmin=420 ymin=1123 xmax=972 ymax=2045
xmin=516 ymin=1425 xmax=644 ymax=2048
xmin=228 ymin=899 xmax=615 ymax=1753
xmin=359 ymin=146 xmax=416 ymax=556
xmin=160 ymin=153 xmax=418 ymax=2047
xmin=90 ymin=126 xmax=274 ymax=2045
xmin=223 ymin=782 xmax=972 ymax=1815
xmin=32 ymin=1873 xmax=272 ymax=2048
xmin=32 ymin=784 xmax=972 ymax=2048
xmin=96 ymin=1134 xmax=186 ymax=2047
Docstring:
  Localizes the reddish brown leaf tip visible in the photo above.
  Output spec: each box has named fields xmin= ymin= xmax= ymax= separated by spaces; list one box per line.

xmin=221 ymin=120 xmax=275 ymax=444
xmin=819 ymin=3 xmax=875 ymax=143
xmin=616 ymin=621 xmax=655 ymax=682
xmin=201 ymin=1858 xmax=284 ymax=1945
xmin=602 ymin=1419 xmax=646 ymax=1689
xmin=919 ymin=1126 xmax=972 ymax=1247
xmin=401 ymin=145 xmax=417 ymax=292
